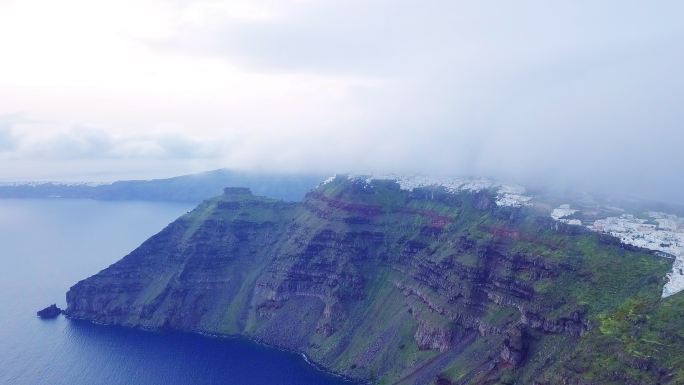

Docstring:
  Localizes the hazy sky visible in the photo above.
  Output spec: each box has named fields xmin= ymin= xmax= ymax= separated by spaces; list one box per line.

xmin=0 ymin=0 xmax=682 ymax=202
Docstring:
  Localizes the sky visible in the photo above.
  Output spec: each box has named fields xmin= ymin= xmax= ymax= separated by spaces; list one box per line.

xmin=0 ymin=0 xmax=682 ymax=202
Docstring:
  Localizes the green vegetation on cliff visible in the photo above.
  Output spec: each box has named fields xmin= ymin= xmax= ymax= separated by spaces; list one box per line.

xmin=66 ymin=177 xmax=682 ymax=385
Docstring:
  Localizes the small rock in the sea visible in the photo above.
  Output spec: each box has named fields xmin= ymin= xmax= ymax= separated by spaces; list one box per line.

xmin=37 ymin=304 xmax=62 ymax=319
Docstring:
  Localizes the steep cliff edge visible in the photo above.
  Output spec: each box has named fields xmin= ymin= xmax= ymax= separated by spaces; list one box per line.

xmin=66 ymin=177 xmax=683 ymax=385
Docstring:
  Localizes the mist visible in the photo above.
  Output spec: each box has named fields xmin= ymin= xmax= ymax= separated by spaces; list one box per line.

xmin=0 ymin=0 xmax=682 ymax=203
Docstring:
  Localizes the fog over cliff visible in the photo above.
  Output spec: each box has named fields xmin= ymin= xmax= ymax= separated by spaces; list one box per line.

xmin=0 ymin=1 xmax=682 ymax=203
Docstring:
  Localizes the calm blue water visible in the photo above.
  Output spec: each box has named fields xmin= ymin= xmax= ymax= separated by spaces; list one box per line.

xmin=0 ymin=199 xmax=354 ymax=385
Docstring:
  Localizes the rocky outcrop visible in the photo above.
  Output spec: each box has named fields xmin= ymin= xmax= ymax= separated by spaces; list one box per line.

xmin=414 ymin=320 xmax=455 ymax=352
xmin=521 ymin=310 xmax=589 ymax=337
xmin=37 ymin=304 xmax=62 ymax=318
xmin=499 ymin=327 xmax=527 ymax=367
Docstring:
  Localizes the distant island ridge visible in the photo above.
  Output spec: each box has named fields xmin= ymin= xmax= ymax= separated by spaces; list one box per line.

xmin=0 ymin=169 xmax=324 ymax=203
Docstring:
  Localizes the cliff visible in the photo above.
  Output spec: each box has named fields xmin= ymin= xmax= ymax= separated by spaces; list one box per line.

xmin=66 ymin=176 xmax=684 ymax=385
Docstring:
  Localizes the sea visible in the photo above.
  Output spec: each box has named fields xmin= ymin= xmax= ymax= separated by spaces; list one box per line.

xmin=0 ymin=199 xmax=355 ymax=385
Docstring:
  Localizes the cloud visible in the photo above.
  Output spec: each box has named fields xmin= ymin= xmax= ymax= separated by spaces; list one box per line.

xmin=2 ymin=122 xmax=222 ymax=161
xmin=0 ymin=0 xmax=682 ymax=203
xmin=0 ymin=115 xmax=21 ymax=152
xmin=161 ymin=1 xmax=683 ymax=75
xmin=162 ymin=0 xmax=683 ymax=202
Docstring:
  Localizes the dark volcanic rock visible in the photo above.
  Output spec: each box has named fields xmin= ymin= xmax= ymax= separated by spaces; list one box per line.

xmin=500 ymin=326 xmax=527 ymax=367
xmin=37 ymin=304 xmax=62 ymax=319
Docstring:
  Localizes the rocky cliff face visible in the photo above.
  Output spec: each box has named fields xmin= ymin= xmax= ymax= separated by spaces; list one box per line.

xmin=66 ymin=177 xmax=684 ymax=385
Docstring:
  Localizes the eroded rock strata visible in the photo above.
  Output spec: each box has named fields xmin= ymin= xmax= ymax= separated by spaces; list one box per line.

xmin=66 ymin=178 xmax=684 ymax=385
